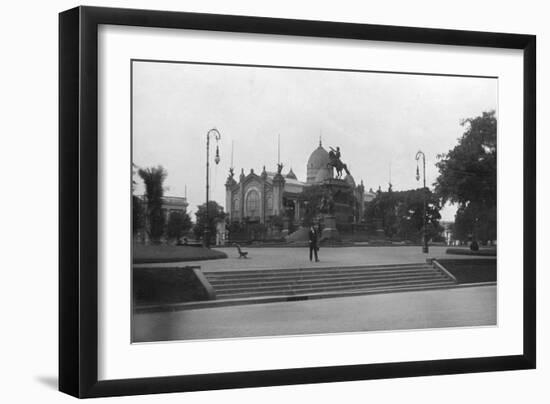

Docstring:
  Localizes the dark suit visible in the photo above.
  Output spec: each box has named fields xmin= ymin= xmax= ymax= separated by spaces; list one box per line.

xmin=308 ymin=228 xmax=319 ymax=262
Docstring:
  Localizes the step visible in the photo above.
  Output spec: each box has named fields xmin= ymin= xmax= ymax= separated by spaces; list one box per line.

xmin=207 ymin=270 xmax=442 ymax=286
xmin=215 ymin=281 xmax=455 ymax=300
xmin=204 ymin=266 xmax=435 ymax=281
xmin=213 ymin=273 xmax=448 ymax=292
xmin=203 ymin=263 xmax=432 ymax=277
xmin=214 ymin=274 xmax=452 ymax=292
xmin=215 ymin=279 xmax=455 ymax=299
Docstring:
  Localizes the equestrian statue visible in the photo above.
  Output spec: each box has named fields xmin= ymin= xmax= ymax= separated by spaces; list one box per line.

xmin=328 ymin=146 xmax=350 ymax=179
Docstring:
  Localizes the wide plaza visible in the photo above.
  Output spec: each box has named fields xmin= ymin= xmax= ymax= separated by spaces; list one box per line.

xmin=133 ymin=245 xmax=495 ymax=342
xmin=133 ymin=284 xmax=495 ymax=342
xmin=133 ymin=245 xmax=472 ymax=271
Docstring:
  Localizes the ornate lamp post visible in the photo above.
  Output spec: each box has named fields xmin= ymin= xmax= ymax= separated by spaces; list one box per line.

xmin=205 ymin=128 xmax=221 ymax=247
xmin=415 ymin=150 xmax=429 ymax=253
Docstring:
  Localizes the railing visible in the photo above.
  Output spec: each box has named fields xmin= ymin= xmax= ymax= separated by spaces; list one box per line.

xmin=431 ymin=259 xmax=457 ymax=283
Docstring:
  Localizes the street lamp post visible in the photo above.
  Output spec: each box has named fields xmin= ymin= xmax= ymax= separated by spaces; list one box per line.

xmin=415 ymin=150 xmax=429 ymax=253
xmin=205 ymin=128 xmax=221 ymax=248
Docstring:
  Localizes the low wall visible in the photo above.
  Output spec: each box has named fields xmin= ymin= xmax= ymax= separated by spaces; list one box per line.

xmin=133 ymin=266 xmax=215 ymax=306
xmin=434 ymin=258 xmax=496 ymax=284
xmin=446 ymin=247 xmax=497 ymax=256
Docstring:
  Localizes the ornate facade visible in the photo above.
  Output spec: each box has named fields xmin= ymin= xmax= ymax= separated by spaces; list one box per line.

xmin=225 ymin=141 xmax=366 ymax=234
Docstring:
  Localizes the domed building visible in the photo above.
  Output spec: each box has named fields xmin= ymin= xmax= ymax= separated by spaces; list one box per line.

xmin=344 ymin=173 xmax=356 ymax=188
xmin=225 ymin=140 xmax=366 ymax=239
xmin=307 ymin=141 xmax=331 ymax=183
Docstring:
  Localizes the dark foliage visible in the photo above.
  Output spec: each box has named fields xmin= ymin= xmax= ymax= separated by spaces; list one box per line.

xmin=166 ymin=210 xmax=192 ymax=243
xmin=132 ymin=195 xmax=144 ymax=235
xmin=365 ymin=187 xmax=443 ymax=242
xmin=298 ymin=185 xmax=325 ymax=226
xmin=138 ymin=166 xmax=167 ymax=243
xmin=193 ymin=201 xmax=226 ymax=243
xmin=435 ymin=111 xmax=497 ymax=243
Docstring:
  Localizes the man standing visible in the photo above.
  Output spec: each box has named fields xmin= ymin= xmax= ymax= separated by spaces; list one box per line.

xmin=308 ymin=225 xmax=320 ymax=262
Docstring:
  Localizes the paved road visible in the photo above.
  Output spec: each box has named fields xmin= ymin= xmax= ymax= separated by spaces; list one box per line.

xmin=133 ymin=246 xmax=480 ymax=272
xmin=133 ymin=285 xmax=496 ymax=342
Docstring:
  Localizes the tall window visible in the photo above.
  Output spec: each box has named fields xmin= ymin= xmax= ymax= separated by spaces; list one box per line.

xmin=246 ymin=190 xmax=260 ymax=217
xmin=233 ymin=197 xmax=240 ymax=218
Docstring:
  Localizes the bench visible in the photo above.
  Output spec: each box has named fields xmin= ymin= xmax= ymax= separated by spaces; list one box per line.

xmin=235 ymin=243 xmax=248 ymax=259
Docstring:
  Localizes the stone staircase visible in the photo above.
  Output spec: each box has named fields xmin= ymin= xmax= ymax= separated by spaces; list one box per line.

xmin=203 ymin=262 xmax=456 ymax=301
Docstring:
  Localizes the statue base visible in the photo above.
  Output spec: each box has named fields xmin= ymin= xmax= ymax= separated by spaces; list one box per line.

xmin=281 ymin=216 xmax=290 ymax=238
xmin=369 ymin=219 xmax=387 ymax=240
xmin=321 ymin=215 xmax=340 ymax=241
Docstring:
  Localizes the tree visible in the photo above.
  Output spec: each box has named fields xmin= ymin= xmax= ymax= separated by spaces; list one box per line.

xmin=138 ymin=166 xmax=167 ymax=244
xmin=166 ymin=211 xmax=192 ymax=243
xmin=394 ymin=188 xmax=442 ymax=242
xmin=435 ymin=110 xmax=497 ymax=243
xmin=247 ymin=222 xmax=267 ymax=241
xmin=364 ymin=186 xmax=399 ymax=238
xmin=131 ymin=163 xmax=144 ymax=236
xmin=269 ymin=214 xmax=284 ymax=231
xmin=193 ymin=201 xmax=226 ymax=244
xmin=226 ymin=220 xmax=245 ymax=241
xmin=454 ymin=204 xmax=496 ymax=245
xmin=365 ymin=187 xmax=442 ymax=242
xmin=379 ymin=187 xmax=398 ymax=238
xmin=132 ymin=195 xmax=144 ymax=236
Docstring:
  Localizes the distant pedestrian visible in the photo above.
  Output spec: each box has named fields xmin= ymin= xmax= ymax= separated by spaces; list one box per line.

xmin=308 ymin=225 xmax=320 ymax=262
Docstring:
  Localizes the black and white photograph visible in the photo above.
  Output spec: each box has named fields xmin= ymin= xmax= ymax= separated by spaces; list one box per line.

xmin=1 ymin=0 xmax=542 ymax=401
xmin=131 ymin=60 xmax=498 ymax=343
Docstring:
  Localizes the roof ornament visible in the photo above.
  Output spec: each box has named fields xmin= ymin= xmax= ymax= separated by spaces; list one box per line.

xmin=286 ymin=167 xmax=297 ymax=180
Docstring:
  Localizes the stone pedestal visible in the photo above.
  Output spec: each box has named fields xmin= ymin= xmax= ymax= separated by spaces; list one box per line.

xmin=281 ymin=216 xmax=290 ymax=237
xmin=371 ymin=218 xmax=385 ymax=240
xmin=321 ymin=214 xmax=340 ymax=241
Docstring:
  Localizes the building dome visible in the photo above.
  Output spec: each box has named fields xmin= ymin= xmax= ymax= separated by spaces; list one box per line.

xmin=286 ymin=168 xmax=297 ymax=180
xmin=315 ymin=167 xmax=332 ymax=183
xmin=307 ymin=142 xmax=330 ymax=183
xmin=344 ymin=174 xmax=356 ymax=188
xmin=307 ymin=144 xmax=329 ymax=169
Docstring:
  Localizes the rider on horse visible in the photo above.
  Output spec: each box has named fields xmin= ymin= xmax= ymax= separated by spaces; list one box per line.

xmin=328 ymin=146 xmax=350 ymax=178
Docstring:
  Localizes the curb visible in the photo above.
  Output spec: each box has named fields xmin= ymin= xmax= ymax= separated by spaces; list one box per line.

xmin=134 ymin=281 xmax=496 ymax=313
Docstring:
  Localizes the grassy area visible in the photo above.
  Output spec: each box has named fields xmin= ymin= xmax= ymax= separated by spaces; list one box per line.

xmin=133 ymin=243 xmax=227 ymax=264
xmin=446 ymin=247 xmax=497 ymax=256
xmin=436 ymin=258 xmax=496 ymax=283
xmin=133 ymin=266 xmax=211 ymax=306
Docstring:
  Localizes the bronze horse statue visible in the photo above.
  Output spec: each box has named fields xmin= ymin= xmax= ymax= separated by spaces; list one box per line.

xmin=328 ymin=146 xmax=350 ymax=179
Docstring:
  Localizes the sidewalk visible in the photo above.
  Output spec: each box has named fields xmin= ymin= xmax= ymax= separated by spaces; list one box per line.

xmin=133 ymin=284 xmax=496 ymax=342
xmin=133 ymin=245 xmax=485 ymax=272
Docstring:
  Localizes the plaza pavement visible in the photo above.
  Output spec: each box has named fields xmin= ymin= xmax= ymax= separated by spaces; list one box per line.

xmin=133 ymin=284 xmax=496 ymax=342
xmin=133 ymin=245 xmax=480 ymax=272
xmin=132 ymin=246 xmax=496 ymax=342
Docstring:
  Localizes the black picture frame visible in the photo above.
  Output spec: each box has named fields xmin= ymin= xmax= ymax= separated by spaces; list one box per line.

xmin=59 ymin=5 xmax=536 ymax=398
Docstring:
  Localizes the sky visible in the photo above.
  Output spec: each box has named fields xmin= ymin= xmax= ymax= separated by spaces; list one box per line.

xmin=132 ymin=61 xmax=497 ymax=221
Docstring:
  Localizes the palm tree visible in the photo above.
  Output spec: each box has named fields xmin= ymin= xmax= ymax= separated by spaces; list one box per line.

xmin=138 ymin=166 xmax=167 ymax=243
